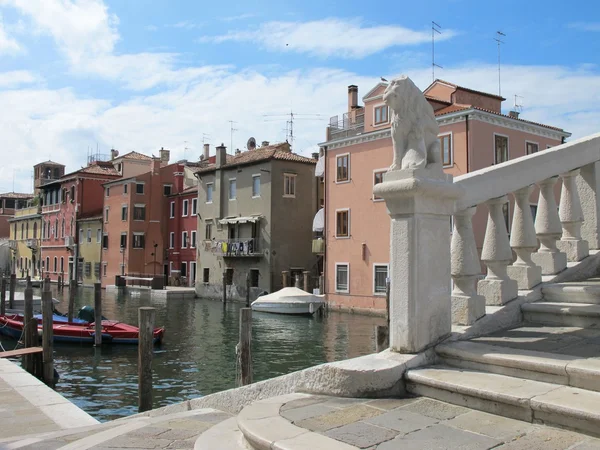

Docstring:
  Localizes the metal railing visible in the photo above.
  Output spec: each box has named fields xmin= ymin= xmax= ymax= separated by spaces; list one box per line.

xmin=328 ymin=112 xmax=365 ymax=140
xmin=210 ymin=238 xmax=263 ymax=257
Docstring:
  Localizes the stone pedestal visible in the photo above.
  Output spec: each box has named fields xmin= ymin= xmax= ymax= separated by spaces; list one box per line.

xmin=531 ymin=251 xmax=568 ymax=275
xmin=374 ymin=168 xmax=463 ymax=354
xmin=557 ymin=239 xmax=589 ymax=262
xmin=507 ymin=264 xmax=542 ymax=290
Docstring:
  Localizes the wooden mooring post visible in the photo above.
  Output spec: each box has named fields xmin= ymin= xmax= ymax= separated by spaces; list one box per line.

xmin=68 ymin=278 xmax=76 ymax=322
xmin=282 ymin=271 xmax=289 ymax=288
xmin=303 ymin=271 xmax=310 ymax=292
xmin=23 ymin=277 xmax=34 ymax=372
xmin=245 ymin=273 xmax=251 ymax=308
xmin=138 ymin=306 xmax=156 ymax=413
xmin=222 ymin=271 xmax=227 ymax=306
xmin=1 ymin=276 xmax=6 ymax=316
xmin=42 ymin=277 xmax=54 ymax=386
xmin=94 ymin=282 xmax=102 ymax=346
xmin=239 ymin=308 xmax=252 ymax=386
xmin=9 ymin=272 xmax=16 ymax=310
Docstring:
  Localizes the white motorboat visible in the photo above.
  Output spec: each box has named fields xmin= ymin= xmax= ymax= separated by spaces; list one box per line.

xmin=251 ymin=287 xmax=325 ymax=315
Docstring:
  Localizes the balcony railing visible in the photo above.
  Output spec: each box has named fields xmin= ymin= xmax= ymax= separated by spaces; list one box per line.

xmin=26 ymin=239 xmax=38 ymax=249
xmin=8 ymin=240 xmax=17 ymax=249
xmin=312 ymin=238 xmax=325 ymax=254
xmin=206 ymin=238 xmax=263 ymax=257
xmin=42 ymin=204 xmax=60 ymax=213
xmin=328 ymin=112 xmax=365 ymax=140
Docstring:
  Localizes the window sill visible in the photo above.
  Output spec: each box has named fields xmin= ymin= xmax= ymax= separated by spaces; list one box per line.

xmin=372 ymin=198 xmax=384 ymax=202
xmin=206 ymin=201 xmax=213 ymax=205
xmin=335 ymin=235 xmax=350 ymax=239
xmin=373 ymin=121 xmax=389 ymax=127
xmin=134 ymin=220 xmax=145 ymax=222
xmin=335 ymin=290 xmax=349 ymax=294
xmin=252 ymin=196 xmax=261 ymax=199
xmin=335 ymin=179 xmax=350 ymax=184
xmin=170 ymin=216 xmax=174 ymax=219
xmin=373 ymin=292 xmax=387 ymax=297
xmin=443 ymin=163 xmax=454 ymax=168
xmin=229 ymin=199 xmax=236 ymax=201
xmin=283 ymin=195 xmax=296 ymax=198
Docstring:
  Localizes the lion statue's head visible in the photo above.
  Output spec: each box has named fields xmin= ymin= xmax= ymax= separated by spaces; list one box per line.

xmin=382 ymin=75 xmax=421 ymax=117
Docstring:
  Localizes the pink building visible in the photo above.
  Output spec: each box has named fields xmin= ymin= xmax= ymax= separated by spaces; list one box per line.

xmin=166 ymin=185 xmax=198 ymax=286
xmin=320 ymin=79 xmax=571 ymax=314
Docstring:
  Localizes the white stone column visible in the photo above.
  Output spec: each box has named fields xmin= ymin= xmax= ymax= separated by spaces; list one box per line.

xmin=507 ymin=185 xmax=542 ymax=289
xmin=532 ymin=177 xmax=567 ymax=274
xmin=451 ymin=207 xmax=485 ymax=326
xmin=478 ymin=196 xmax=518 ymax=305
xmin=556 ymin=169 xmax=589 ymax=261
xmin=577 ymin=161 xmax=600 ymax=250
xmin=374 ymin=168 xmax=462 ymax=353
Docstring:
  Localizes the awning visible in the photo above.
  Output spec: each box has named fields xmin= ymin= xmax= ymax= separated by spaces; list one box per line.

xmin=219 ymin=215 xmax=263 ymax=225
xmin=312 ymin=208 xmax=324 ymax=232
xmin=315 ymin=157 xmax=324 ymax=177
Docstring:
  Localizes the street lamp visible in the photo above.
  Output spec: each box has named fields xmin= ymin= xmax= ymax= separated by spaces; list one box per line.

xmin=120 ymin=245 xmax=125 ymax=275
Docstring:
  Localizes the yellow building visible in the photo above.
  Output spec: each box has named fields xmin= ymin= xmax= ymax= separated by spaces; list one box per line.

xmin=8 ymin=204 xmax=42 ymax=278
xmin=77 ymin=216 xmax=103 ymax=287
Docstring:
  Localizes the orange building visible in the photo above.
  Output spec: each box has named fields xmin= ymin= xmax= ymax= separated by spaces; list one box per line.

xmin=320 ymin=79 xmax=571 ymax=314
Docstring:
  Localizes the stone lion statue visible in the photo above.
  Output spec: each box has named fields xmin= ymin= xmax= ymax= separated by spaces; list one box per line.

xmin=383 ymin=75 xmax=441 ymax=171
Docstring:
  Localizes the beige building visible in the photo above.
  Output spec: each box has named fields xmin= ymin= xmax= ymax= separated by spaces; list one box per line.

xmin=77 ymin=216 xmax=103 ymax=286
xmin=194 ymin=142 xmax=318 ymax=301
xmin=8 ymin=203 xmax=42 ymax=278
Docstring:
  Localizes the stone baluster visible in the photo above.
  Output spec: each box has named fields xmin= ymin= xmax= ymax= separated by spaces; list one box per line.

xmin=557 ymin=169 xmax=589 ymax=261
xmin=451 ymin=207 xmax=485 ymax=325
xmin=507 ymin=185 xmax=542 ymax=289
xmin=532 ymin=177 xmax=567 ymax=274
xmin=478 ymin=196 xmax=518 ymax=305
xmin=577 ymin=162 xmax=600 ymax=250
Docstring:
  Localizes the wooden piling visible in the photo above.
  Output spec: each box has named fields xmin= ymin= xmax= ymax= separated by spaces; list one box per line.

xmin=239 ymin=308 xmax=252 ymax=386
xmin=68 ymin=278 xmax=76 ymax=322
xmin=23 ymin=277 xmax=34 ymax=372
xmin=138 ymin=306 xmax=156 ymax=413
xmin=28 ymin=318 xmax=42 ymax=378
xmin=318 ymin=274 xmax=324 ymax=295
xmin=303 ymin=271 xmax=310 ymax=292
xmin=94 ymin=282 xmax=102 ymax=346
xmin=42 ymin=277 xmax=54 ymax=386
xmin=9 ymin=273 xmax=16 ymax=310
xmin=245 ymin=273 xmax=251 ymax=307
xmin=1 ymin=276 xmax=6 ymax=316
xmin=282 ymin=271 xmax=289 ymax=288
xmin=222 ymin=271 xmax=227 ymax=305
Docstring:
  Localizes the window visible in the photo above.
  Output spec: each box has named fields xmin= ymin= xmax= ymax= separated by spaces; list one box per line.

xmin=102 ymin=234 xmax=108 ymax=249
xmin=335 ymin=264 xmax=349 ymax=293
xmin=203 ymin=268 xmax=210 ymax=283
xmin=103 ymin=263 xmax=107 ymax=277
xmin=60 ymin=257 xmax=64 ymax=274
xmin=121 ymin=205 xmax=128 ymax=221
xmin=182 ymin=231 xmax=188 ymax=248
xmin=284 ymin=173 xmax=296 ymax=197
xmin=439 ymin=133 xmax=452 ymax=166
xmin=336 ymin=154 xmax=349 ymax=182
xmin=87 ymin=228 xmax=92 ymax=243
xmin=53 ymin=257 xmax=58 ymax=273
xmin=104 ymin=207 xmax=109 ymax=223
xmin=94 ymin=263 xmax=101 ymax=279
xmin=229 ymin=179 xmax=236 ymax=200
xmin=79 ymin=228 xmax=84 ymax=244
xmin=106 ymin=187 xmax=110 ymax=197
xmin=33 ymin=222 xmax=37 ymax=239
xmin=191 ymin=230 xmax=197 ymax=248
xmin=133 ymin=233 xmax=145 ymax=249
xmin=84 ymin=262 xmax=92 ymax=277
xmin=45 ymin=257 xmax=49 ymax=271
xmin=206 ymin=183 xmax=213 ymax=203
xmin=169 ymin=232 xmax=175 ymax=249
xmin=163 ymin=184 xmax=172 ymax=196
xmin=123 ymin=184 xmax=128 ymax=194
xmin=526 ymin=142 xmax=539 ymax=155
xmin=116 ymin=163 xmax=122 ymax=173
xmin=373 ymin=170 xmax=385 ymax=201
xmin=250 ymin=269 xmax=259 ymax=288
xmin=120 ymin=233 xmax=127 ymax=249
xmin=182 ymin=199 xmax=189 ymax=216
xmin=225 ymin=268 xmax=234 ymax=285
xmin=181 ymin=262 xmax=187 ymax=278
xmin=190 ymin=262 xmax=196 ymax=284
xmin=96 ymin=229 xmax=101 ymax=243
xmin=21 ymin=223 xmax=24 ymax=239
xmin=252 ymin=175 xmax=261 ymax=197
xmin=192 ymin=198 xmax=198 ymax=215
xmin=170 ymin=201 xmax=175 ymax=218
xmin=205 ymin=223 xmax=212 ymax=240
xmin=133 ymin=205 xmax=146 ymax=221
xmin=494 ymin=134 xmax=509 ymax=164
xmin=136 ymin=183 xmax=144 ymax=194
xmin=374 ymin=105 xmax=389 ymax=125
xmin=374 ymin=265 xmax=389 ymax=294
xmin=336 ymin=209 xmax=349 ymax=238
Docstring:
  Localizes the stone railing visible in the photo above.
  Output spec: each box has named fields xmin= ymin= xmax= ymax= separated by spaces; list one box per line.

xmin=451 ymin=133 xmax=600 ymax=326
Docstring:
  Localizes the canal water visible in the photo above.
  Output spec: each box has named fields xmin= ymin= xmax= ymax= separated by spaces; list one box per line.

xmin=1 ymin=286 xmax=385 ymax=422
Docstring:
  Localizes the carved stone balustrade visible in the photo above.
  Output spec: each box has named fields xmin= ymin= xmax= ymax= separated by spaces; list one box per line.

xmin=507 ymin=185 xmax=542 ymax=289
xmin=478 ymin=196 xmax=518 ymax=305
xmin=531 ymin=177 xmax=568 ymax=274
xmin=451 ymin=207 xmax=485 ymax=325
xmin=556 ymin=169 xmax=589 ymax=261
xmin=577 ymin=161 xmax=600 ymax=250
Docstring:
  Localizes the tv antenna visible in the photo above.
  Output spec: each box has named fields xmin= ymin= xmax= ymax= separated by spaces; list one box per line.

xmin=228 ymin=121 xmax=237 ymax=152
xmin=202 ymin=133 xmax=210 ymax=145
xmin=513 ymin=94 xmax=524 ymax=112
xmin=432 ymin=21 xmax=443 ymax=82
xmin=183 ymin=140 xmax=191 ymax=160
xmin=494 ymin=31 xmax=506 ymax=96
xmin=263 ymin=111 xmax=324 ymax=146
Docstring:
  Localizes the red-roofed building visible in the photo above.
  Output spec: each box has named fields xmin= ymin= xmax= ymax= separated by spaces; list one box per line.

xmin=0 ymin=192 xmax=34 ymax=238
xmin=320 ymin=80 xmax=571 ymax=313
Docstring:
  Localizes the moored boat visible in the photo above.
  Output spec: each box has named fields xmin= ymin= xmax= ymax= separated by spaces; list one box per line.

xmin=251 ymin=287 xmax=325 ymax=315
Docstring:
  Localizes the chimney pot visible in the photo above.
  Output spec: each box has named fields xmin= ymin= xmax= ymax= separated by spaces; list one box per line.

xmin=216 ymin=143 xmax=227 ymax=168
xmin=203 ymin=143 xmax=210 ymax=160
xmin=261 ymin=141 xmax=270 ymax=147
xmin=348 ymin=85 xmax=358 ymax=111
xmin=509 ymin=111 xmax=520 ymax=119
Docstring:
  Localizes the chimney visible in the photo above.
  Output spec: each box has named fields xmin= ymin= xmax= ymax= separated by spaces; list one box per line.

xmin=311 ymin=152 xmax=319 ymax=160
xmin=159 ymin=147 xmax=170 ymax=165
xmin=508 ymin=111 xmax=520 ymax=119
xmin=261 ymin=141 xmax=270 ymax=147
xmin=348 ymin=85 xmax=358 ymax=111
xmin=235 ymin=149 xmax=241 ymax=155
xmin=151 ymin=156 xmax=161 ymax=175
xmin=216 ymin=143 xmax=227 ymax=168
xmin=203 ymin=144 xmax=210 ymax=160
xmin=110 ymin=149 xmax=119 ymax=160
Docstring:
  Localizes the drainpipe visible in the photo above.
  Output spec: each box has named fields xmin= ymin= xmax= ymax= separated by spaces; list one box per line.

xmin=465 ymin=114 xmax=470 ymax=173
xmin=323 ymin=146 xmax=327 ymax=296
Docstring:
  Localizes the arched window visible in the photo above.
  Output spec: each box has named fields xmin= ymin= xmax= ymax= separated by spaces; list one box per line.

xmin=33 ymin=222 xmax=37 ymax=239
xmin=54 ymin=219 xmax=58 ymax=238
xmin=45 ymin=257 xmax=49 ymax=270
xmin=54 ymin=168 xmax=60 ymax=179
xmin=25 ymin=222 xmax=28 ymax=239
xmin=13 ymin=223 xmax=16 ymax=238
xmin=60 ymin=257 xmax=64 ymax=273
xmin=53 ymin=257 xmax=57 ymax=273
xmin=61 ymin=219 xmax=65 ymax=238
xmin=20 ymin=223 xmax=24 ymax=239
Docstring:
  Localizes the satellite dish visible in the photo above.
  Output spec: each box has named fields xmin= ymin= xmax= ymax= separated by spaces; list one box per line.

xmin=247 ymin=137 xmax=257 ymax=150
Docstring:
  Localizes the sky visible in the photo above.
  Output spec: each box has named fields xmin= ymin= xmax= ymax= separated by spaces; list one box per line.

xmin=0 ymin=0 xmax=599 ymax=193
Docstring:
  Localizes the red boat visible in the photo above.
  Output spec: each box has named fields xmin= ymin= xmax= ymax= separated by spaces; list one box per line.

xmin=0 ymin=313 xmax=164 ymax=345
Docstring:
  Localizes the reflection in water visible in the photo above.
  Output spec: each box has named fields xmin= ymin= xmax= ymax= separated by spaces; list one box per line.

xmin=1 ymin=286 xmax=385 ymax=422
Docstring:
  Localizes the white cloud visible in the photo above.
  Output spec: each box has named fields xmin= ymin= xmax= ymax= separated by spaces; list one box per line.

xmin=200 ymin=18 xmax=457 ymax=58
xmin=568 ymin=22 xmax=600 ymax=32
xmin=0 ymin=15 xmax=20 ymax=54
xmin=169 ymin=20 xmax=202 ymax=30
xmin=0 ymin=70 xmax=37 ymax=87
xmin=221 ymin=13 xmax=258 ymax=22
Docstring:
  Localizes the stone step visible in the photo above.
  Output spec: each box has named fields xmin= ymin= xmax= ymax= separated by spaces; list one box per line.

xmin=405 ymin=365 xmax=600 ymax=436
xmin=522 ymin=302 xmax=600 ymax=328
xmin=436 ymin=340 xmax=600 ymax=391
xmin=542 ymin=281 xmax=600 ymax=304
xmin=194 ymin=417 xmax=246 ymax=450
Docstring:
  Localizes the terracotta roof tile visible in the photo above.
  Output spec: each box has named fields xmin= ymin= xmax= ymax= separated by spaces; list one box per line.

xmin=432 ymin=79 xmax=506 ymax=101
xmin=434 ymin=104 xmax=471 ymax=116
xmin=425 ymin=95 xmax=451 ymax=105
xmin=0 ymin=192 xmax=34 ymax=199
xmin=118 ymin=151 xmax=152 ymax=161
xmin=78 ymin=164 xmax=121 ymax=176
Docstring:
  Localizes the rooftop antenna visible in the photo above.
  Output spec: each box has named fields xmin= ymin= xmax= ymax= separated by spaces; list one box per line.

xmin=514 ymin=94 xmax=524 ymax=112
xmin=432 ymin=21 xmax=443 ymax=82
xmin=263 ymin=111 xmax=323 ymax=146
xmin=183 ymin=140 xmax=190 ymax=160
xmin=494 ymin=30 xmax=506 ymax=96
xmin=202 ymin=133 xmax=210 ymax=145
xmin=228 ymin=120 xmax=237 ymax=152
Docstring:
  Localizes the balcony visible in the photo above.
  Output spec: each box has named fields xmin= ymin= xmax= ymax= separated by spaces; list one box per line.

xmin=65 ymin=236 xmax=74 ymax=248
xmin=328 ymin=112 xmax=365 ymax=141
xmin=26 ymin=239 xmax=38 ymax=250
xmin=42 ymin=204 xmax=60 ymax=214
xmin=8 ymin=240 xmax=17 ymax=250
xmin=312 ymin=238 xmax=325 ymax=254
xmin=207 ymin=238 xmax=263 ymax=257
